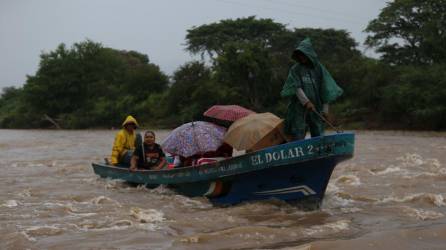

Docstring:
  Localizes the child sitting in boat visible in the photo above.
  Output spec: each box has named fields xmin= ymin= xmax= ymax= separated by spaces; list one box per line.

xmin=130 ymin=131 xmax=167 ymax=171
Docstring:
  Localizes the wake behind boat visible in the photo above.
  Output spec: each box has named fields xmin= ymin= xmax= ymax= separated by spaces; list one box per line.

xmin=92 ymin=132 xmax=354 ymax=206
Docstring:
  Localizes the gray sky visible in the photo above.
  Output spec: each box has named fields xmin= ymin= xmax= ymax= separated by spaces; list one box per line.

xmin=0 ymin=0 xmax=388 ymax=89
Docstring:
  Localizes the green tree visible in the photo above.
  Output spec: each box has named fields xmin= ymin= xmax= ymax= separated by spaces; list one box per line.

xmin=365 ymin=0 xmax=446 ymax=65
xmin=164 ymin=61 xmax=229 ymax=125
xmin=3 ymin=40 xmax=168 ymax=128
xmin=214 ymin=42 xmax=275 ymax=110
xmin=0 ymin=87 xmax=34 ymax=128
xmin=380 ymin=64 xmax=446 ymax=129
xmin=186 ymin=16 xmax=287 ymax=58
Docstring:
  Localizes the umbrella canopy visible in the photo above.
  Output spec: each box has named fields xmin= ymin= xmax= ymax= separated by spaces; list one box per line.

xmin=224 ymin=112 xmax=286 ymax=151
xmin=203 ymin=105 xmax=255 ymax=122
xmin=161 ymin=121 xmax=227 ymax=157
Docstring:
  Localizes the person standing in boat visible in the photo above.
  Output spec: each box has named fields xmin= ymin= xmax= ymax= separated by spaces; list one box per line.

xmin=281 ymin=37 xmax=343 ymax=140
xmin=110 ymin=115 xmax=138 ymax=166
xmin=130 ymin=131 xmax=167 ymax=171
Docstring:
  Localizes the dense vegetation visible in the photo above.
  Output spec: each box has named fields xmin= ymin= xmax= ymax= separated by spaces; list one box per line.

xmin=1 ymin=0 xmax=445 ymax=130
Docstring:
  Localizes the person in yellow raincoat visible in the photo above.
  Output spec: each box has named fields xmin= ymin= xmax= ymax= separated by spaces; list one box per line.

xmin=110 ymin=115 xmax=138 ymax=165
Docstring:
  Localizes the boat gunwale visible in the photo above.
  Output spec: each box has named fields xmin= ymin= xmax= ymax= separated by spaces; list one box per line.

xmin=92 ymin=133 xmax=354 ymax=184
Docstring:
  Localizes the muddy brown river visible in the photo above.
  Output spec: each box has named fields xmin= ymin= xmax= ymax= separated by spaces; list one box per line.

xmin=1 ymin=129 xmax=446 ymax=249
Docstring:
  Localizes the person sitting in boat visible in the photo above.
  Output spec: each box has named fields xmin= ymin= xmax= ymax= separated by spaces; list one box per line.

xmin=110 ymin=115 xmax=138 ymax=166
xmin=173 ymin=155 xmax=197 ymax=168
xmin=281 ymin=37 xmax=343 ymax=140
xmin=175 ymin=143 xmax=233 ymax=168
xmin=202 ymin=142 xmax=233 ymax=158
xmin=130 ymin=131 xmax=167 ymax=171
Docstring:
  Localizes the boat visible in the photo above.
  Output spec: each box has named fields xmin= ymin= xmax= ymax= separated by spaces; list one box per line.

xmin=92 ymin=132 xmax=354 ymax=207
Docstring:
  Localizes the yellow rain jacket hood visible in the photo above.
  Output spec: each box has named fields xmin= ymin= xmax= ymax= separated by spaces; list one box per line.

xmin=111 ymin=116 xmax=138 ymax=165
xmin=122 ymin=115 xmax=139 ymax=127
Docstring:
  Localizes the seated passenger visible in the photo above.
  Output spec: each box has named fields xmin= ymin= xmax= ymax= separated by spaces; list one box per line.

xmin=130 ymin=131 xmax=166 ymax=171
xmin=202 ymin=143 xmax=233 ymax=158
xmin=110 ymin=115 xmax=138 ymax=166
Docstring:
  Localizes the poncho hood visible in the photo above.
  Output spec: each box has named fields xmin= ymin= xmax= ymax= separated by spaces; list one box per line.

xmin=294 ymin=37 xmax=318 ymax=66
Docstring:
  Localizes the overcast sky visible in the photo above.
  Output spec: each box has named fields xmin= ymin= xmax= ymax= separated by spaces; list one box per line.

xmin=0 ymin=0 xmax=388 ymax=89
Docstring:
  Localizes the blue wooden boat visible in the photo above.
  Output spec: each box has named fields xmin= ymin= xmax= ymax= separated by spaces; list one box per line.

xmin=92 ymin=133 xmax=354 ymax=207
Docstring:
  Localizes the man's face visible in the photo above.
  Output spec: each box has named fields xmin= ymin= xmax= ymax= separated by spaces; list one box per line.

xmin=144 ymin=133 xmax=155 ymax=145
xmin=296 ymin=53 xmax=309 ymax=64
xmin=124 ymin=123 xmax=136 ymax=132
xmin=292 ymin=50 xmax=310 ymax=65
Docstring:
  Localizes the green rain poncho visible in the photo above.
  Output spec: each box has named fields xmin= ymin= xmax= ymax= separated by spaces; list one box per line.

xmin=281 ymin=38 xmax=343 ymax=138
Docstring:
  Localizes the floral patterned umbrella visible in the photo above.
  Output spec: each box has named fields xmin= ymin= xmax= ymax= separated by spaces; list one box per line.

xmin=161 ymin=121 xmax=227 ymax=157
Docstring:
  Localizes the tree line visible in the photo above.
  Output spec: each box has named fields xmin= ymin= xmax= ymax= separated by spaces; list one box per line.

xmin=0 ymin=0 xmax=445 ymax=130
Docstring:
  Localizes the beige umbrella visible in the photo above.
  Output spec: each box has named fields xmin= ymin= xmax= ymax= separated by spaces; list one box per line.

xmin=224 ymin=112 xmax=288 ymax=152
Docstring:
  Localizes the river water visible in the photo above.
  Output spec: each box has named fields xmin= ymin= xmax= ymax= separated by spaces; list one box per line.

xmin=1 ymin=129 xmax=446 ymax=249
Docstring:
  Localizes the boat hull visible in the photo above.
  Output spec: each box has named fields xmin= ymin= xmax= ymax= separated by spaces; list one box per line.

xmin=92 ymin=133 xmax=354 ymax=206
xmin=169 ymin=155 xmax=341 ymax=206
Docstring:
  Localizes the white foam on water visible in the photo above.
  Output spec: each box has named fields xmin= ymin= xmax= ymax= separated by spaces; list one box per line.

xmin=68 ymin=211 xmax=97 ymax=217
xmin=90 ymin=196 xmax=122 ymax=207
xmin=48 ymin=160 xmax=58 ymax=167
xmin=324 ymin=181 xmax=359 ymax=208
xmin=227 ymin=215 xmax=236 ymax=223
xmin=173 ymin=195 xmax=212 ymax=209
xmin=180 ymin=236 xmax=200 ymax=243
xmin=369 ymin=166 xmax=405 ymax=176
xmin=406 ymin=171 xmax=445 ymax=179
xmin=378 ymin=193 xmax=445 ymax=207
xmin=303 ymin=220 xmax=350 ymax=236
xmin=20 ymin=231 xmax=36 ymax=242
xmin=2 ymin=200 xmax=19 ymax=208
xmin=397 ymin=153 xmax=425 ymax=167
xmin=324 ymin=183 xmax=355 ymax=208
xmin=429 ymin=158 xmax=442 ymax=168
xmin=323 ymin=194 xmax=354 ymax=210
xmin=130 ymin=207 xmax=165 ymax=223
xmin=238 ymin=231 xmax=275 ymax=240
xmin=148 ymin=185 xmax=176 ymax=195
xmin=78 ymin=223 xmax=133 ymax=232
xmin=397 ymin=153 xmax=442 ymax=169
xmin=373 ymin=154 xmax=444 ymax=179
xmin=334 ymin=175 xmax=362 ymax=186
xmin=326 ymin=182 xmax=340 ymax=194
xmin=129 ymin=207 xmax=167 ymax=231
xmin=29 ymin=163 xmax=47 ymax=168
xmin=17 ymin=189 xmax=32 ymax=198
xmin=23 ymin=225 xmax=64 ymax=237
xmin=42 ymin=201 xmax=78 ymax=214
xmin=104 ymin=178 xmax=127 ymax=189
xmin=111 ymin=219 xmax=134 ymax=227
xmin=135 ymin=184 xmax=149 ymax=191
xmin=82 ymin=177 xmax=101 ymax=185
xmin=402 ymin=206 xmax=444 ymax=221
xmin=340 ymin=207 xmax=362 ymax=213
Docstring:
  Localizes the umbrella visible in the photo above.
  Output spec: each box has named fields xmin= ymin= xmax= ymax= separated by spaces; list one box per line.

xmin=161 ymin=121 xmax=227 ymax=157
xmin=224 ymin=112 xmax=286 ymax=151
xmin=203 ymin=105 xmax=255 ymax=122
